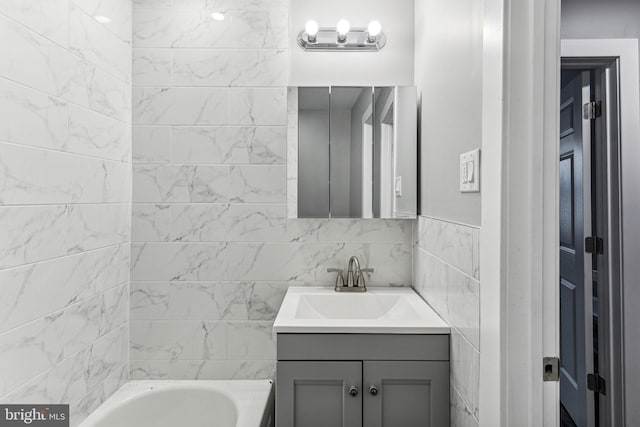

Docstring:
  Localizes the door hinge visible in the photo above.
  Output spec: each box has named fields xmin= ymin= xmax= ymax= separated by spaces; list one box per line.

xmin=583 ymin=101 xmax=602 ymax=120
xmin=585 ymin=237 xmax=604 ymax=254
xmin=587 ymin=373 xmax=606 ymax=395
xmin=543 ymin=357 xmax=560 ymax=382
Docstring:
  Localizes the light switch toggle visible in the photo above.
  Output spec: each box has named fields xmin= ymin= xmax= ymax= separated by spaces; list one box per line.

xmin=460 ymin=149 xmax=480 ymax=193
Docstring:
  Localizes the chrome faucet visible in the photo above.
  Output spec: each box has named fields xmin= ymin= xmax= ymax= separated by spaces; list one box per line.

xmin=327 ymin=256 xmax=374 ymax=292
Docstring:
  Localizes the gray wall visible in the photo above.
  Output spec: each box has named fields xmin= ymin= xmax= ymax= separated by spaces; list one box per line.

xmin=330 ymin=110 xmax=353 ymax=218
xmin=349 ymin=90 xmax=374 ymax=217
xmin=413 ymin=1 xmax=483 ymax=426
xmin=415 ymin=0 xmax=483 ymax=226
xmin=299 ymin=110 xmax=330 ymax=218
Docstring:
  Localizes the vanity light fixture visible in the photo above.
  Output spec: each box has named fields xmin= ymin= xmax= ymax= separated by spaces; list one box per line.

xmin=297 ymin=19 xmax=387 ymax=52
xmin=336 ymin=19 xmax=350 ymax=43
xmin=305 ymin=20 xmax=319 ymax=43
xmin=367 ymin=20 xmax=382 ymax=43
xmin=211 ymin=12 xmax=225 ymax=21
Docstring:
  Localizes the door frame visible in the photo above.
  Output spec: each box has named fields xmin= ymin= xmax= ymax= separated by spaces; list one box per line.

xmin=553 ymin=38 xmax=640 ymax=427
xmin=478 ymin=2 xmax=640 ymax=425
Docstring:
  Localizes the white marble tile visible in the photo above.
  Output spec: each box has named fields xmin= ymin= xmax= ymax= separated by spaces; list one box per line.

xmin=0 ymin=15 xmax=79 ymax=98
xmin=130 ymin=320 xmax=226 ymax=360
xmin=67 ymin=203 xmax=130 ymax=253
xmin=69 ymin=382 xmax=104 ymax=427
xmin=0 ymin=312 xmax=65 ymax=397
xmin=86 ymin=326 xmax=128 ymax=390
xmin=1 ymin=345 xmax=91 ymax=405
xmin=72 ymin=0 xmax=133 ymax=43
xmin=132 ymin=126 xmax=171 ymax=164
xmin=133 ymin=9 xmax=287 ymax=49
xmin=0 ymin=205 xmax=68 ymax=269
xmin=167 ymin=359 xmax=275 ymax=380
xmin=317 ymin=219 xmax=414 ymax=244
xmin=204 ymin=0 xmax=289 ymax=9
xmin=68 ymin=105 xmax=131 ymax=162
xmin=66 ymin=60 xmax=131 ymax=122
xmin=0 ymin=78 xmax=69 ymax=151
xmin=69 ymin=4 xmax=131 ymax=84
xmin=133 ymin=87 xmax=228 ymax=125
xmin=229 ymin=88 xmax=287 ymax=125
xmin=129 ymin=360 xmax=171 ymax=380
xmin=130 ymin=243 xmax=227 ymax=281
xmin=0 ymin=246 xmax=128 ymax=335
xmin=451 ymin=331 xmax=480 ymax=421
xmin=0 ymin=16 xmax=128 ymax=120
xmin=472 ymin=228 xmax=480 ymax=280
xmin=451 ymin=386 xmax=479 ymax=427
xmin=227 ymin=321 xmax=275 ymax=360
xmin=133 ymin=0 xmax=172 ymax=9
xmin=172 ymin=126 xmax=286 ymax=164
xmin=0 ymin=0 xmax=69 ymax=47
xmin=170 ymin=203 xmax=286 ymax=242
xmin=172 ymin=49 xmax=288 ymax=87
xmin=132 ymin=49 xmax=171 ymax=87
xmin=131 ymin=282 xmax=287 ymax=320
xmin=420 ymin=216 xmax=478 ymax=278
xmin=65 ymin=284 xmax=128 ymax=355
xmin=133 ymin=164 xmax=231 ymax=203
xmin=0 ymin=142 xmax=130 ymax=205
xmin=229 ymin=165 xmax=286 ymax=203
xmin=414 ymin=249 xmax=479 ymax=348
xmin=227 ymin=243 xmax=340 ymax=282
xmin=132 ymin=203 xmax=172 ymax=242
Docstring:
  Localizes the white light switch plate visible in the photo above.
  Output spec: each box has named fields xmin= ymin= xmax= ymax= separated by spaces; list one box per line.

xmin=460 ymin=149 xmax=480 ymax=193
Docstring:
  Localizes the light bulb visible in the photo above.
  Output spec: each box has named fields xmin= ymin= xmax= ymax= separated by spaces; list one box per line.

xmin=305 ymin=20 xmax=319 ymax=42
xmin=211 ymin=12 xmax=225 ymax=21
xmin=367 ymin=20 xmax=382 ymax=41
xmin=336 ymin=19 xmax=350 ymax=42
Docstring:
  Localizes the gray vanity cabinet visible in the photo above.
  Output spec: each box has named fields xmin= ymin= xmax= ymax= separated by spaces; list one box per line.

xmin=276 ymin=361 xmax=362 ymax=427
xmin=363 ymin=361 xmax=449 ymax=427
xmin=275 ymin=334 xmax=450 ymax=427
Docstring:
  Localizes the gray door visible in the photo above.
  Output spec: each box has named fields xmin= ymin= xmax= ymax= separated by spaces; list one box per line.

xmin=276 ymin=361 xmax=362 ymax=427
xmin=362 ymin=361 xmax=449 ymax=427
xmin=559 ymin=71 xmax=590 ymax=427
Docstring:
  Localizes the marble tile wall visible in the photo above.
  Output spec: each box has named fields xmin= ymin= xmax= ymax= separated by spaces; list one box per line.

xmin=0 ymin=1 xmax=132 ymax=425
xmin=130 ymin=0 xmax=414 ymax=380
xmin=414 ymin=216 xmax=481 ymax=427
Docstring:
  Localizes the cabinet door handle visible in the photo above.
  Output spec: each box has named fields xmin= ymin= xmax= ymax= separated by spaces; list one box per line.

xmin=348 ymin=386 xmax=359 ymax=396
xmin=368 ymin=385 xmax=379 ymax=396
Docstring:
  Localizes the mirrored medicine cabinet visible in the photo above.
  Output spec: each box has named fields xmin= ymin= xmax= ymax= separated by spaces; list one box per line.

xmin=287 ymin=86 xmax=417 ymax=219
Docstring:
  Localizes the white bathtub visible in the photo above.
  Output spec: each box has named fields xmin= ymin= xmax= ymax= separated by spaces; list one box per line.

xmin=79 ymin=380 xmax=274 ymax=427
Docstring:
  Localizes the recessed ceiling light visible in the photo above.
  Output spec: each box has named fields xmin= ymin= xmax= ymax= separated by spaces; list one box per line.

xmin=94 ymin=15 xmax=111 ymax=24
xmin=211 ymin=12 xmax=225 ymax=21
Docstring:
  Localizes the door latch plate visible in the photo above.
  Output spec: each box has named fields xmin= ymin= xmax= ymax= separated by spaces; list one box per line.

xmin=543 ymin=357 xmax=560 ymax=381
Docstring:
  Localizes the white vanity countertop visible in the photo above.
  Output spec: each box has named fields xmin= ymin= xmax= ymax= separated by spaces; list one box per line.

xmin=273 ymin=286 xmax=450 ymax=334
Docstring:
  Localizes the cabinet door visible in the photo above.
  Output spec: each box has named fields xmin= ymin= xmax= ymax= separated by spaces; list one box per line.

xmin=363 ymin=361 xmax=449 ymax=427
xmin=276 ymin=361 xmax=362 ymax=427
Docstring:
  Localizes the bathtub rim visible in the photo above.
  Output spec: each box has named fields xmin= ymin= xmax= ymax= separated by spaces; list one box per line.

xmin=79 ymin=380 xmax=273 ymax=427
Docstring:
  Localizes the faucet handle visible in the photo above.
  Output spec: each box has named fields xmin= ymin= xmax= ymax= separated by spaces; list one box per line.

xmin=327 ymin=268 xmax=345 ymax=288
xmin=355 ymin=268 xmax=374 ymax=288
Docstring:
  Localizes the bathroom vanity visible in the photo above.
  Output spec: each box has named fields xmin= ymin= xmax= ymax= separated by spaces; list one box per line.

xmin=273 ymin=287 xmax=451 ymax=427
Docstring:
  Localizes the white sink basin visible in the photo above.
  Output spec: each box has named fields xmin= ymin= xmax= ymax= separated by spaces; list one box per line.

xmin=273 ymin=287 xmax=450 ymax=334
